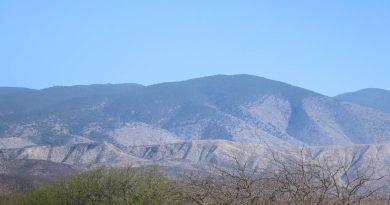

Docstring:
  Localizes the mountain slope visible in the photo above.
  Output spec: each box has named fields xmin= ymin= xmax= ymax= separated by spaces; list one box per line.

xmin=336 ymin=88 xmax=390 ymax=113
xmin=0 ymin=159 xmax=77 ymax=194
xmin=0 ymin=87 xmax=35 ymax=96
xmin=2 ymin=141 xmax=390 ymax=178
xmin=0 ymin=75 xmax=389 ymax=146
xmin=125 ymin=140 xmax=390 ymax=175
xmin=0 ymin=142 xmax=147 ymax=167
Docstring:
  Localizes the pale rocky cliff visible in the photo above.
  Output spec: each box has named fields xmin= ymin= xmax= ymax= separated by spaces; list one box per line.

xmin=2 ymin=140 xmax=390 ymax=178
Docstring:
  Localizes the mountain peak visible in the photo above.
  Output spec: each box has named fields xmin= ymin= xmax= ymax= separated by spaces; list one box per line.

xmin=0 ymin=75 xmax=389 ymax=147
xmin=336 ymin=88 xmax=390 ymax=113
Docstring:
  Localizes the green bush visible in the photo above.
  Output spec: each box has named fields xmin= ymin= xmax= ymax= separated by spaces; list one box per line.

xmin=10 ymin=166 xmax=183 ymax=205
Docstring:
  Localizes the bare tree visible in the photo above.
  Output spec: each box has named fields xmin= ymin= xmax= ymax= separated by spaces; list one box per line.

xmin=182 ymin=147 xmax=390 ymax=205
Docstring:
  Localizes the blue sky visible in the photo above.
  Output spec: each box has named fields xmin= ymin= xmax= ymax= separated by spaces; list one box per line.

xmin=0 ymin=0 xmax=389 ymax=96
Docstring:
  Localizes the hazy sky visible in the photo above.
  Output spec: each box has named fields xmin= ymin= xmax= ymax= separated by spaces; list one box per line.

xmin=0 ymin=1 xmax=389 ymax=96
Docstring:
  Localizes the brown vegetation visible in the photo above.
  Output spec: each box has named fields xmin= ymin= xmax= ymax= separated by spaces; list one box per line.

xmin=1 ymin=148 xmax=389 ymax=205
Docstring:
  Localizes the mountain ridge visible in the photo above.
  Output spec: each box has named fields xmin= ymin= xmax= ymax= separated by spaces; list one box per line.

xmin=0 ymin=74 xmax=389 ymax=147
xmin=2 ymin=140 xmax=390 ymax=176
xmin=336 ymin=88 xmax=390 ymax=113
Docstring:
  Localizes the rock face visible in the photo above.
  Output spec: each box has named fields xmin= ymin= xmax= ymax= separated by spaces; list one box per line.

xmin=2 ymin=140 xmax=390 ymax=178
xmin=125 ymin=140 xmax=390 ymax=174
xmin=0 ymin=142 xmax=147 ymax=167
xmin=108 ymin=122 xmax=181 ymax=146
xmin=0 ymin=137 xmax=35 ymax=149
xmin=0 ymin=75 xmax=390 ymax=147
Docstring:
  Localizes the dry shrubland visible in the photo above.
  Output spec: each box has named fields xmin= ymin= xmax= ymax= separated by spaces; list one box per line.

xmin=1 ymin=148 xmax=389 ymax=205
xmin=180 ymin=148 xmax=390 ymax=205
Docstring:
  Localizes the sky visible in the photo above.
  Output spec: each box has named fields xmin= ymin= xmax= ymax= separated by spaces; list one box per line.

xmin=0 ymin=1 xmax=389 ymax=96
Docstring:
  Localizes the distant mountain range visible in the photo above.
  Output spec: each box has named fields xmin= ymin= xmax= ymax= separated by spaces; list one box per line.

xmin=336 ymin=88 xmax=390 ymax=113
xmin=0 ymin=74 xmax=389 ymax=148
xmin=1 ymin=74 xmax=390 ymax=193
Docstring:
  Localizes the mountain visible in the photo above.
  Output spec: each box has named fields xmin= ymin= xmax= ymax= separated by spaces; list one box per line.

xmin=2 ymin=140 xmax=390 ymax=178
xmin=0 ymin=87 xmax=35 ymax=96
xmin=336 ymin=88 xmax=390 ymax=113
xmin=0 ymin=142 xmax=148 ymax=168
xmin=0 ymin=74 xmax=390 ymax=147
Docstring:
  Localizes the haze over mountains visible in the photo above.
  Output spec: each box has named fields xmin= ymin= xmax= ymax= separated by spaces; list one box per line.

xmin=0 ymin=74 xmax=389 ymax=149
